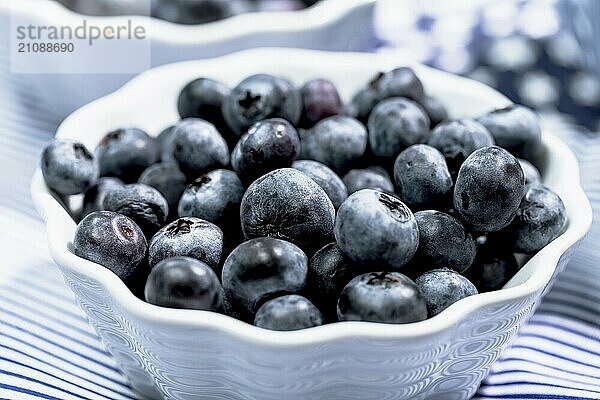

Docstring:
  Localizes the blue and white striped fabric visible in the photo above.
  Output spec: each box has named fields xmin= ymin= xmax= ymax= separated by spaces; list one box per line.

xmin=1 ymin=36 xmax=600 ymax=400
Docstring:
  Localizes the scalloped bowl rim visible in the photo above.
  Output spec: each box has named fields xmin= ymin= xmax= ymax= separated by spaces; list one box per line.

xmin=31 ymin=48 xmax=592 ymax=347
xmin=4 ymin=0 xmax=376 ymax=46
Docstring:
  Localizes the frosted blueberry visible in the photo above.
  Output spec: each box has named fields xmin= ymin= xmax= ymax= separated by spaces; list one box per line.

xmin=41 ymin=139 xmax=98 ymax=195
xmin=334 ymin=190 xmax=419 ymax=269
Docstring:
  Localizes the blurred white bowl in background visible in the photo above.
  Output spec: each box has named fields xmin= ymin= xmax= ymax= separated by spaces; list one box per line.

xmin=0 ymin=0 xmax=375 ymax=119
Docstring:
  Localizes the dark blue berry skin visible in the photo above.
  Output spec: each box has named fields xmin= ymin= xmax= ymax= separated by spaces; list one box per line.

xmin=335 ymin=190 xmax=419 ymax=269
xmin=240 ymin=168 xmax=335 ymax=254
xmin=415 ymin=268 xmax=478 ymax=317
xmin=171 ymin=118 xmax=230 ymax=178
xmin=420 ymin=96 xmax=448 ymax=128
xmin=73 ymin=211 xmax=147 ymax=281
xmin=95 ymin=128 xmax=158 ymax=183
xmin=177 ymin=78 xmax=231 ymax=134
xmin=41 ymin=139 xmax=98 ymax=195
xmin=299 ymin=79 xmax=343 ymax=128
xmin=102 ymin=183 xmax=169 ymax=238
xmin=337 ymin=272 xmax=427 ymax=323
xmin=231 ymin=118 xmax=300 ymax=185
xmin=428 ymin=119 xmax=495 ymax=176
xmin=221 ymin=291 xmax=245 ymax=321
xmin=254 ymin=295 xmax=324 ymax=331
xmin=394 ymin=144 xmax=453 ymax=209
xmin=157 ymin=125 xmax=176 ymax=162
xmin=477 ymin=105 xmax=542 ymax=162
xmin=221 ymin=237 xmax=308 ymax=317
xmin=178 ymin=169 xmax=244 ymax=229
xmin=307 ymin=243 xmax=356 ymax=320
xmin=342 ymin=167 xmax=394 ymax=195
xmin=348 ymin=87 xmax=379 ymax=123
xmin=413 ymin=211 xmax=476 ymax=274
xmin=464 ymin=242 xmax=519 ymax=293
xmin=300 ymin=115 xmax=368 ymax=174
xmin=148 ymin=217 xmax=223 ymax=269
xmin=145 ymin=256 xmax=222 ymax=311
xmin=138 ymin=162 xmax=187 ymax=217
xmin=292 ymin=160 xmax=348 ymax=209
xmin=222 ymin=74 xmax=301 ymax=135
xmin=518 ymin=159 xmax=541 ymax=185
xmin=372 ymin=67 xmax=426 ymax=104
xmin=501 ymin=184 xmax=567 ymax=254
xmin=368 ymin=98 xmax=430 ymax=160
xmin=81 ymin=177 xmax=123 ymax=219
xmin=453 ymin=146 xmax=525 ymax=233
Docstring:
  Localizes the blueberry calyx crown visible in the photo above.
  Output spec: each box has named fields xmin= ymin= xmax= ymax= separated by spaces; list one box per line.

xmin=378 ymin=192 xmax=411 ymax=222
xmin=73 ymin=143 xmax=93 ymax=160
xmin=100 ymin=129 xmax=122 ymax=145
xmin=166 ymin=218 xmax=193 ymax=235
xmin=238 ymin=91 xmax=263 ymax=118
xmin=120 ymin=224 xmax=135 ymax=239
xmin=366 ymin=271 xmax=401 ymax=286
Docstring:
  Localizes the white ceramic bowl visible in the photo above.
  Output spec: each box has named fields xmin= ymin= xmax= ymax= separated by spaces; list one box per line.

xmin=1 ymin=0 xmax=375 ymax=119
xmin=31 ymin=48 xmax=592 ymax=400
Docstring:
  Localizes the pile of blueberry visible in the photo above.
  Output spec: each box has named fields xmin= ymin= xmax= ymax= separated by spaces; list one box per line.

xmin=41 ymin=67 xmax=567 ymax=331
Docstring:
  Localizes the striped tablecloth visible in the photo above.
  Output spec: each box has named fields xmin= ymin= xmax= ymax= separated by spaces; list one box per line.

xmin=1 ymin=45 xmax=599 ymax=400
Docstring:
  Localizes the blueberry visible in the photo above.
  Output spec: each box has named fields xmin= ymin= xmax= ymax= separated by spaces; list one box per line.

xmin=337 ymin=272 xmax=427 ymax=323
xmin=95 ymin=128 xmax=158 ymax=182
xmin=501 ymin=184 xmax=567 ymax=254
xmin=413 ymin=210 xmax=476 ymax=273
xmin=176 ymin=77 xmax=236 ymax=146
xmin=138 ymin=162 xmax=187 ymax=216
xmin=335 ymin=190 xmax=419 ymax=269
xmin=415 ymin=268 xmax=478 ymax=317
xmin=102 ymin=183 xmax=169 ymax=237
xmin=156 ymin=125 xmax=176 ymax=162
xmin=240 ymin=168 xmax=335 ymax=254
xmin=254 ymin=295 xmax=324 ymax=331
xmin=41 ymin=139 xmax=98 ymax=195
xmin=231 ymin=118 xmax=300 ymax=185
xmin=394 ymin=144 xmax=453 ymax=209
xmin=420 ymin=96 xmax=448 ymax=128
xmin=299 ymin=78 xmax=343 ymax=128
xmin=477 ymin=105 xmax=542 ymax=161
xmin=368 ymin=98 xmax=430 ymax=160
xmin=81 ymin=177 xmax=123 ymax=219
xmin=307 ymin=243 xmax=356 ymax=320
xmin=342 ymin=167 xmax=394 ymax=195
xmin=518 ymin=158 xmax=541 ymax=185
xmin=73 ymin=211 xmax=147 ymax=281
xmin=178 ymin=78 xmax=230 ymax=127
xmin=222 ymin=74 xmax=301 ymax=135
xmin=221 ymin=291 xmax=245 ymax=321
xmin=145 ymin=256 xmax=222 ymax=311
xmin=464 ymin=242 xmax=519 ymax=292
xmin=148 ymin=217 xmax=223 ymax=269
xmin=372 ymin=67 xmax=425 ymax=103
xmin=171 ymin=118 xmax=230 ymax=178
xmin=300 ymin=115 xmax=367 ymax=173
xmin=348 ymin=87 xmax=379 ymax=123
xmin=453 ymin=146 xmax=524 ymax=232
xmin=292 ymin=160 xmax=348 ymax=209
xmin=178 ymin=169 xmax=244 ymax=229
xmin=221 ymin=237 xmax=308 ymax=317
xmin=428 ymin=119 xmax=495 ymax=175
